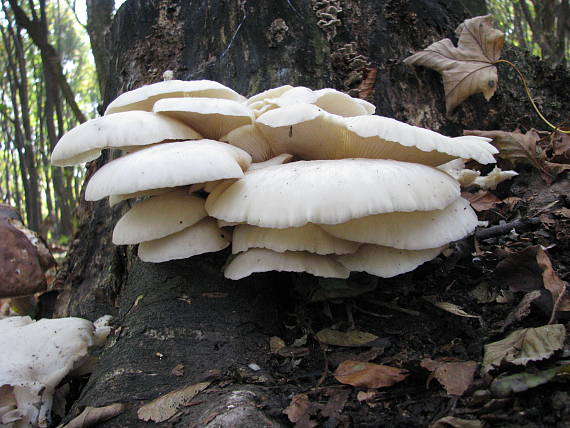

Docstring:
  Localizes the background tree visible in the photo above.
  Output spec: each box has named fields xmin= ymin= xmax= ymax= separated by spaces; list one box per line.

xmin=488 ymin=0 xmax=569 ymax=66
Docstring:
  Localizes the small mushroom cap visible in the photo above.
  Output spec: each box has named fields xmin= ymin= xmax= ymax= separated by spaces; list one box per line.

xmin=256 ymin=104 xmax=497 ymax=165
xmin=112 ymin=190 xmax=207 ymax=244
xmin=246 ymin=85 xmax=294 ymax=105
xmin=437 ymin=159 xmax=481 ymax=187
xmin=473 ymin=167 xmax=518 ymax=190
xmin=104 ymin=79 xmax=245 ymax=115
xmin=206 ymin=159 xmax=460 ymax=228
xmin=248 ymin=86 xmax=375 ymax=117
xmin=248 ymin=153 xmax=294 ymax=171
xmin=221 ymin=124 xmax=273 ymax=162
xmin=153 ymin=97 xmax=254 ymax=140
xmin=51 ymin=111 xmax=202 ymax=166
xmin=85 ymin=140 xmax=251 ymax=201
xmin=337 ymin=245 xmax=444 ymax=278
xmin=232 ymin=223 xmax=360 ymax=255
xmin=321 ymin=198 xmax=478 ymax=250
xmin=138 ymin=217 xmax=230 ymax=263
xmin=0 ymin=316 xmax=94 ymax=427
xmin=224 ymin=248 xmax=350 ymax=280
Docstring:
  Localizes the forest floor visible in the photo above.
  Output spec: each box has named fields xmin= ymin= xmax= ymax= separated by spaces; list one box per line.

xmin=189 ymin=163 xmax=569 ymax=427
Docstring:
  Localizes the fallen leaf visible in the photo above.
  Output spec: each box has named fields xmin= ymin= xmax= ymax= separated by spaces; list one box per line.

xmin=431 ymin=416 xmax=484 ymax=428
xmin=404 ymin=15 xmax=504 ymax=113
xmin=334 ymin=360 xmax=408 ymax=388
xmin=550 ymin=131 xmax=570 ymax=163
xmin=495 ymin=246 xmax=568 ymax=321
xmin=283 ymin=393 xmax=317 ymax=427
xmin=316 ymin=328 xmax=378 ymax=347
xmin=357 ymin=67 xmax=378 ymax=100
xmin=462 ymin=190 xmax=502 ymax=211
xmin=431 ymin=301 xmax=480 ymax=319
xmin=464 ymin=129 xmax=570 ymax=183
xmin=321 ymin=388 xmax=350 ymax=419
xmin=62 ymin=403 xmax=125 ymax=428
xmin=171 ymin=364 xmax=184 ymax=377
xmin=469 ymin=282 xmax=499 ymax=303
xmin=421 ymin=359 xmax=478 ymax=396
xmin=482 ymin=324 xmax=566 ymax=373
xmin=502 ymin=290 xmax=542 ymax=329
xmin=270 ymin=336 xmax=286 ymax=353
xmin=137 ymin=382 xmax=210 ymax=422
xmin=490 ymin=366 xmax=564 ymax=397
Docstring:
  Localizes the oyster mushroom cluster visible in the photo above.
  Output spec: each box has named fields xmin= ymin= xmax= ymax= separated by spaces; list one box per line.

xmin=52 ymin=79 xmax=500 ymax=280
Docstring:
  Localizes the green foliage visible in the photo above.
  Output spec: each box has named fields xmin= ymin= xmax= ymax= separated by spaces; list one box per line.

xmin=0 ymin=0 xmax=98 ymax=239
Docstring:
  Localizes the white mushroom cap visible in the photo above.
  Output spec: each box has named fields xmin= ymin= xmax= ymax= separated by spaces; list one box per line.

xmin=104 ymin=79 xmax=245 ymax=115
xmin=321 ymin=198 xmax=478 ymax=250
xmin=248 ymin=86 xmax=375 ymax=118
xmin=248 ymin=153 xmax=294 ymax=171
xmin=232 ymin=223 xmax=360 ymax=255
xmin=256 ymin=104 xmax=497 ymax=165
xmin=153 ymin=97 xmax=254 ymax=140
xmin=108 ymin=187 xmax=176 ymax=207
xmin=85 ymin=140 xmax=251 ymax=201
xmin=206 ymin=159 xmax=460 ymax=228
xmin=221 ymin=124 xmax=273 ymax=162
xmin=0 ymin=316 xmax=94 ymax=428
xmin=138 ymin=217 xmax=230 ymax=263
xmin=51 ymin=111 xmax=202 ymax=166
xmin=246 ymin=85 xmax=294 ymax=105
xmin=337 ymin=245 xmax=444 ymax=277
xmin=224 ymin=248 xmax=350 ymax=280
xmin=112 ymin=189 xmax=207 ymax=244
xmin=437 ymin=159 xmax=481 ymax=187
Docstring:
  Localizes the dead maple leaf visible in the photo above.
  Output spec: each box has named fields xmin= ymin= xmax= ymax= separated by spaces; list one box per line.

xmin=464 ymin=129 xmax=570 ymax=183
xmin=461 ymin=190 xmax=501 ymax=211
xmin=421 ymin=359 xmax=478 ymax=396
xmin=333 ymin=360 xmax=408 ymax=388
xmin=404 ymin=15 xmax=504 ymax=113
xmin=63 ymin=403 xmax=125 ymax=428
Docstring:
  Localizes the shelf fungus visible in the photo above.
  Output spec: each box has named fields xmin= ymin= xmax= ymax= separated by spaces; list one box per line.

xmin=52 ymin=79 xmax=509 ymax=276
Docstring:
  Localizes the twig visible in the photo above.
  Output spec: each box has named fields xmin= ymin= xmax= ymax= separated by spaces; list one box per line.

xmin=475 ymin=217 xmax=541 ymax=240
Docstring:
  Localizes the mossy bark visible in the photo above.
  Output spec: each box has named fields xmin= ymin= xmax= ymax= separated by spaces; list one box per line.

xmin=51 ymin=1 xmax=569 ymax=426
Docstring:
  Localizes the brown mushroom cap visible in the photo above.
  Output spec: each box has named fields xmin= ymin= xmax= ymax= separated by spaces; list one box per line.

xmin=0 ymin=217 xmax=48 ymax=298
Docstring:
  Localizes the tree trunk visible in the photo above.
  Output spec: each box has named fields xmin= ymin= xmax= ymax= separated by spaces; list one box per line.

xmin=86 ymin=0 xmax=114 ymax=102
xmin=53 ymin=1 xmax=569 ymax=426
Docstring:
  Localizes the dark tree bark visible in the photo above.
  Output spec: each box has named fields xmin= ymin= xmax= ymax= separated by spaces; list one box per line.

xmin=52 ymin=1 xmax=569 ymax=426
xmin=86 ymin=0 xmax=114 ymax=100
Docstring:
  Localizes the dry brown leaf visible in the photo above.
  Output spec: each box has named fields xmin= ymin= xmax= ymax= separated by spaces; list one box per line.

xmin=62 ymin=404 xmax=126 ymax=428
xmin=550 ymin=131 xmax=570 ymax=164
xmin=462 ymin=190 xmax=501 ymax=211
xmin=482 ymin=324 xmax=566 ymax=373
xmin=464 ymin=129 xmax=570 ymax=183
xmin=503 ymin=290 xmax=542 ymax=329
xmin=282 ymin=393 xmax=317 ymax=427
xmin=404 ymin=15 xmax=504 ymax=113
xmin=421 ymin=359 xmax=478 ymax=396
xmin=270 ymin=336 xmax=286 ymax=353
xmin=357 ymin=67 xmax=378 ymax=100
xmin=316 ymin=328 xmax=378 ymax=347
xmin=356 ymin=390 xmax=377 ymax=401
xmin=495 ymin=246 xmax=568 ymax=322
xmin=432 ymin=301 xmax=480 ymax=319
xmin=137 ymin=382 xmax=210 ymax=422
xmin=334 ymin=360 xmax=408 ymax=388
xmin=431 ymin=416 xmax=484 ymax=428
xmin=321 ymin=388 xmax=350 ymax=419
